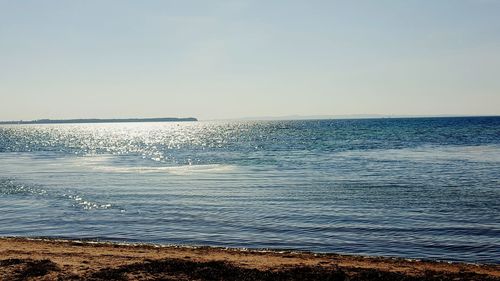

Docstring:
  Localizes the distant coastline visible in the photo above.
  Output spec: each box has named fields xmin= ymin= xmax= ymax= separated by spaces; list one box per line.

xmin=0 ymin=117 xmax=198 ymax=125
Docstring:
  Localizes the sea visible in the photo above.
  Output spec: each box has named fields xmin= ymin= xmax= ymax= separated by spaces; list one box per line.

xmin=0 ymin=117 xmax=499 ymax=264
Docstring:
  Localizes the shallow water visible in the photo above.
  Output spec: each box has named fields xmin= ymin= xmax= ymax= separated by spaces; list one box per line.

xmin=0 ymin=117 xmax=499 ymax=263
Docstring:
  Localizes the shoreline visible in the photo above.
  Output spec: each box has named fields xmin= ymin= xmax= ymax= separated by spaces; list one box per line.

xmin=1 ymin=237 xmax=498 ymax=280
xmin=0 ymin=236 xmax=496 ymax=266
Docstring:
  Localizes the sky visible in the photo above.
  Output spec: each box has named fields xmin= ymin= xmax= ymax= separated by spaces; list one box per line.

xmin=1 ymin=0 xmax=499 ymax=121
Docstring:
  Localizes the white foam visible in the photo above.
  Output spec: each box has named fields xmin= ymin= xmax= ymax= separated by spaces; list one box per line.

xmin=92 ymin=164 xmax=235 ymax=174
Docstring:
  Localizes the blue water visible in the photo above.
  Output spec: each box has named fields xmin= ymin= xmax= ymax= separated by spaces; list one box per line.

xmin=0 ymin=117 xmax=499 ymax=263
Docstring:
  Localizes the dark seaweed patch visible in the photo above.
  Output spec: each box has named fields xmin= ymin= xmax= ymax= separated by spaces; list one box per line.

xmin=0 ymin=258 xmax=60 ymax=280
xmin=88 ymin=258 xmax=347 ymax=281
xmin=86 ymin=258 xmax=500 ymax=281
xmin=1 ymin=258 xmax=499 ymax=281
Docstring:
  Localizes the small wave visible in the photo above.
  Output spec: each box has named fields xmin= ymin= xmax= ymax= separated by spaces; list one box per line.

xmin=60 ymin=193 xmax=113 ymax=210
xmin=0 ymin=178 xmax=47 ymax=196
xmin=0 ymin=178 xmax=113 ymax=211
xmin=92 ymin=164 xmax=235 ymax=174
xmin=337 ymin=145 xmax=500 ymax=163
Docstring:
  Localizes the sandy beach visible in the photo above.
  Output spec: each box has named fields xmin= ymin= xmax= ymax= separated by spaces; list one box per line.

xmin=0 ymin=237 xmax=498 ymax=281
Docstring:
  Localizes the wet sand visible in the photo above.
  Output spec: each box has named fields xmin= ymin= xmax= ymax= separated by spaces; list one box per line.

xmin=0 ymin=237 xmax=498 ymax=280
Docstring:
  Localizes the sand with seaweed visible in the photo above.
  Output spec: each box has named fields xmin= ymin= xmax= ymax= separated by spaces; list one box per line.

xmin=0 ymin=237 xmax=498 ymax=280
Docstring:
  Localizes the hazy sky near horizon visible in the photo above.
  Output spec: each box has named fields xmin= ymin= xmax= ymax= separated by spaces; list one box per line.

xmin=1 ymin=0 xmax=499 ymax=120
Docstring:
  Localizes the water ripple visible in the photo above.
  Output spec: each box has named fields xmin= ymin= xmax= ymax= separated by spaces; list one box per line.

xmin=0 ymin=117 xmax=499 ymax=263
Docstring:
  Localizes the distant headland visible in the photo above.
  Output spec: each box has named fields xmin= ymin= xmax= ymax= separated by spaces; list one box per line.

xmin=0 ymin=117 xmax=198 ymax=125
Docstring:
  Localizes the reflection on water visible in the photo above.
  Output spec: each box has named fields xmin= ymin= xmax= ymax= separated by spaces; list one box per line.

xmin=0 ymin=117 xmax=499 ymax=263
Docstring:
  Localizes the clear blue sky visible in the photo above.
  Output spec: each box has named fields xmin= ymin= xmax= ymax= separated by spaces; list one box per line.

xmin=1 ymin=0 xmax=499 ymax=120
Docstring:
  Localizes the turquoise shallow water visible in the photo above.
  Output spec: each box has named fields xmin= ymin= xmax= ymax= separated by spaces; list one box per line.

xmin=0 ymin=117 xmax=499 ymax=263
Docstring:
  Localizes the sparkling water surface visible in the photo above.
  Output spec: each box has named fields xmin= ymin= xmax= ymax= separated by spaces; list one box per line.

xmin=0 ymin=117 xmax=499 ymax=263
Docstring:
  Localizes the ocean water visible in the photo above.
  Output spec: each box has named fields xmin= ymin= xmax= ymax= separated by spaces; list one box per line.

xmin=0 ymin=117 xmax=499 ymax=263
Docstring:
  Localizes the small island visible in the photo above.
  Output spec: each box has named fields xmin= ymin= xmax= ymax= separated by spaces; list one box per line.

xmin=0 ymin=117 xmax=198 ymax=125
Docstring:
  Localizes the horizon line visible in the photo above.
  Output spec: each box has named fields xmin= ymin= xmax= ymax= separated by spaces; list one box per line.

xmin=1 ymin=114 xmax=499 ymax=124
xmin=207 ymin=114 xmax=500 ymax=121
